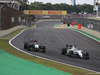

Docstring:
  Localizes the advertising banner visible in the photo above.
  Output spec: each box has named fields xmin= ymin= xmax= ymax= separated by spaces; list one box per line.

xmin=24 ymin=10 xmax=67 ymax=15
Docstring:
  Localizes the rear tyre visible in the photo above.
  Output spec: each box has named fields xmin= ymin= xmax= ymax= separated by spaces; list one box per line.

xmin=42 ymin=46 xmax=46 ymax=53
xmin=85 ymin=57 xmax=90 ymax=60
xmin=84 ymin=52 xmax=89 ymax=60
xmin=85 ymin=52 xmax=89 ymax=56
xmin=61 ymin=48 xmax=66 ymax=55
xmin=68 ymin=51 xmax=73 ymax=57
xmin=77 ymin=54 xmax=81 ymax=58
xmin=24 ymin=42 xmax=28 ymax=49
xmin=27 ymin=45 xmax=31 ymax=51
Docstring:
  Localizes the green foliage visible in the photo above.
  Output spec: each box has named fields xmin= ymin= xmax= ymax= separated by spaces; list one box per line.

xmin=19 ymin=1 xmax=93 ymax=21
xmin=19 ymin=1 xmax=93 ymax=13
xmin=19 ymin=1 xmax=29 ymax=10
xmin=29 ymin=15 xmax=35 ymax=21
xmin=27 ymin=2 xmax=93 ymax=13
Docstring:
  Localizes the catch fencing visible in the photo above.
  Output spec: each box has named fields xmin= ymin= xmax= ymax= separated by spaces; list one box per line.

xmin=63 ymin=18 xmax=100 ymax=32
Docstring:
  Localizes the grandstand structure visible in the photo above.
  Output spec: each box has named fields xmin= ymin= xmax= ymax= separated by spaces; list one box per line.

xmin=93 ymin=0 xmax=100 ymax=18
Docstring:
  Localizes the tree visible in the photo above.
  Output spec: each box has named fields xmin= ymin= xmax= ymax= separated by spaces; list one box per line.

xmin=29 ymin=15 xmax=35 ymax=21
xmin=19 ymin=1 xmax=29 ymax=10
xmin=23 ymin=1 xmax=93 ymax=13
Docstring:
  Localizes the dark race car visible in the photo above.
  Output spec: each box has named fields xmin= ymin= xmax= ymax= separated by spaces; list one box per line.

xmin=24 ymin=40 xmax=46 ymax=53
xmin=61 ymin=44 xmax=90 ymax=60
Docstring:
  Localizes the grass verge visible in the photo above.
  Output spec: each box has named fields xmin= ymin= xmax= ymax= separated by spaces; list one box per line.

xmin=0 ymin=28 xmax=98 ymax=75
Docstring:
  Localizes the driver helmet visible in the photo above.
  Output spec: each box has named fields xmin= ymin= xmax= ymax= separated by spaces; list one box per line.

xmin=34 ymin=40 xmax=37 ymax=42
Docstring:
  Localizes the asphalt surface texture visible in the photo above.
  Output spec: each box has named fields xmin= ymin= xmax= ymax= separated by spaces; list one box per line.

xmin=11 ymin=21 xmax=100 ymax=72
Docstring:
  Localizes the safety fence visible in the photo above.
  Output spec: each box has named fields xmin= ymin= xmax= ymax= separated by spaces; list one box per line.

xmin=63 ymin=18 xmax=100 ymax=32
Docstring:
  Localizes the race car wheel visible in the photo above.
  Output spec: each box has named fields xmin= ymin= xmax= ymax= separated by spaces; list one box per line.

xmin=69 ymin=51 xmax=73 ymax=57
xmin=24 ymin=42 xmax=28 ymax=49
xmin=42 ymin=46 xmax=46 ymax=53
xmin=83 ymin=52 xmax=89 ymax=56
xmin=85 ymin=52 xmax=89 ymax=56
xmin=84 ymin=52 xmax=89 ymax=60
xmin=61 ymin=48 xmax=66 ymax=55
xmin=27 ymin=45 xmax=31 ymax=51
xmin=85 ymin=56 xmax=90 ymax=60
xmin=77 ymin=54 xmax=81 ymax=58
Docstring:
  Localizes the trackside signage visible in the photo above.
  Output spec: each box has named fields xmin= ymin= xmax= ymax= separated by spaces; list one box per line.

xmin=24 ymin=10 xmax=67 ymax=15
xmin=29 ymin=10 xmax=43 ymax=15
xmin=48 ymin=11 xmax=62 ymax=15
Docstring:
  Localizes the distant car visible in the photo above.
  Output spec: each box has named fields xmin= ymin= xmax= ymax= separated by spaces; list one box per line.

xmin=24 ymin=40 xmax=46 ymax=53
xmin=61 ymin=44 xmax=89 ymax=59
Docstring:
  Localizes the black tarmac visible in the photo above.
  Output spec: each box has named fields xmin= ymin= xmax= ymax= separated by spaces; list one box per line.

xmin=11 ymin=21 xmax=100 ymax=72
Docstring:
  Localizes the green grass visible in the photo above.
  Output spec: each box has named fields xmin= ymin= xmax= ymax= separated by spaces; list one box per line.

xmin=0 ymin=28 xmax=98 ymax=75
xmin=0 ymin=28 xmax=25 ymax=40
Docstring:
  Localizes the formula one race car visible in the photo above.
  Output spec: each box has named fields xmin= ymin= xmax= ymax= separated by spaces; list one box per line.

xmin=24 ymin=40 xmax=46 ymax=53
xmin=61 ymin=44 xmax=89 ymax=59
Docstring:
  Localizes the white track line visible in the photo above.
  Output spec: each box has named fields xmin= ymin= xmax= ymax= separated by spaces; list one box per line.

xmin=9 ymin=28 xmax=100 ymax=74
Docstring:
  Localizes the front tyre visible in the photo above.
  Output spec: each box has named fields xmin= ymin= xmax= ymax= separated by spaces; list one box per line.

xmin=61 ymin=48 xmax=66 ymax=55
xmin=68 ymin=51 xmax=73 ymax=57
xmin=83 ymin=52 xmax=90 ymax=60
xmin=42 ymin=46 xmax=46 ymax=53
xmin=77 ymin=54 xmax=81 ymax=58
xmin=85 ymin=52 xmax=89 ymax=60
xmin=27 ymin=45 xmax=31 ymax=51
xmin=24 ymin=42 xmax=28 ymax=49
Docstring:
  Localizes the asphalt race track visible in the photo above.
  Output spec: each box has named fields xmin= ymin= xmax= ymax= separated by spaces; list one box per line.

xmin=11 ymin=21 xmax=100 ymax=72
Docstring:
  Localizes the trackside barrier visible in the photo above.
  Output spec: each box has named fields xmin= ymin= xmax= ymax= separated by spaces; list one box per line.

xmin=78 ymin=24 xmax=81 ymax=29
xmin=72 ymin=22 xmax=75 ymax=27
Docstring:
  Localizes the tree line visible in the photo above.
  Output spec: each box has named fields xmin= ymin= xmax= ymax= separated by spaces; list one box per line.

xmin=20 ymin=1 xmax=93 ymax=13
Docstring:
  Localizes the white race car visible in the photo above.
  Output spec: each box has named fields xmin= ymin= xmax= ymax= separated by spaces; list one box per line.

xmin=61 ymin=44 xmax=89 ymax=59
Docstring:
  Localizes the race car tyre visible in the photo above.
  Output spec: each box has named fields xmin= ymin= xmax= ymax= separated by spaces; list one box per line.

xmin=35 ymin=48 xmax=39 ymax=52
xmin=84 ymin=52 xmax=89 ymax=60
xmin=61 ymin=48 xmax=66 ymax=55
xmin=83 ymin=52 xmax=89 ymax=56
xmin=68 ymin=51 xmax=73 ymax=57
xmin=85 ymin=52 xmax=89 ymax=56
xmin=24 ymin=42 xmax=28 ymax=49
xmin=42 ymin=46 xmax=46 ymax=53
xmin=77 ymin=54 xmax=81 ymax=58
xmin=27 ymin=45 xmax=31 ymax=51
xmin=85 ymin=57 xmax=90 ymax=60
